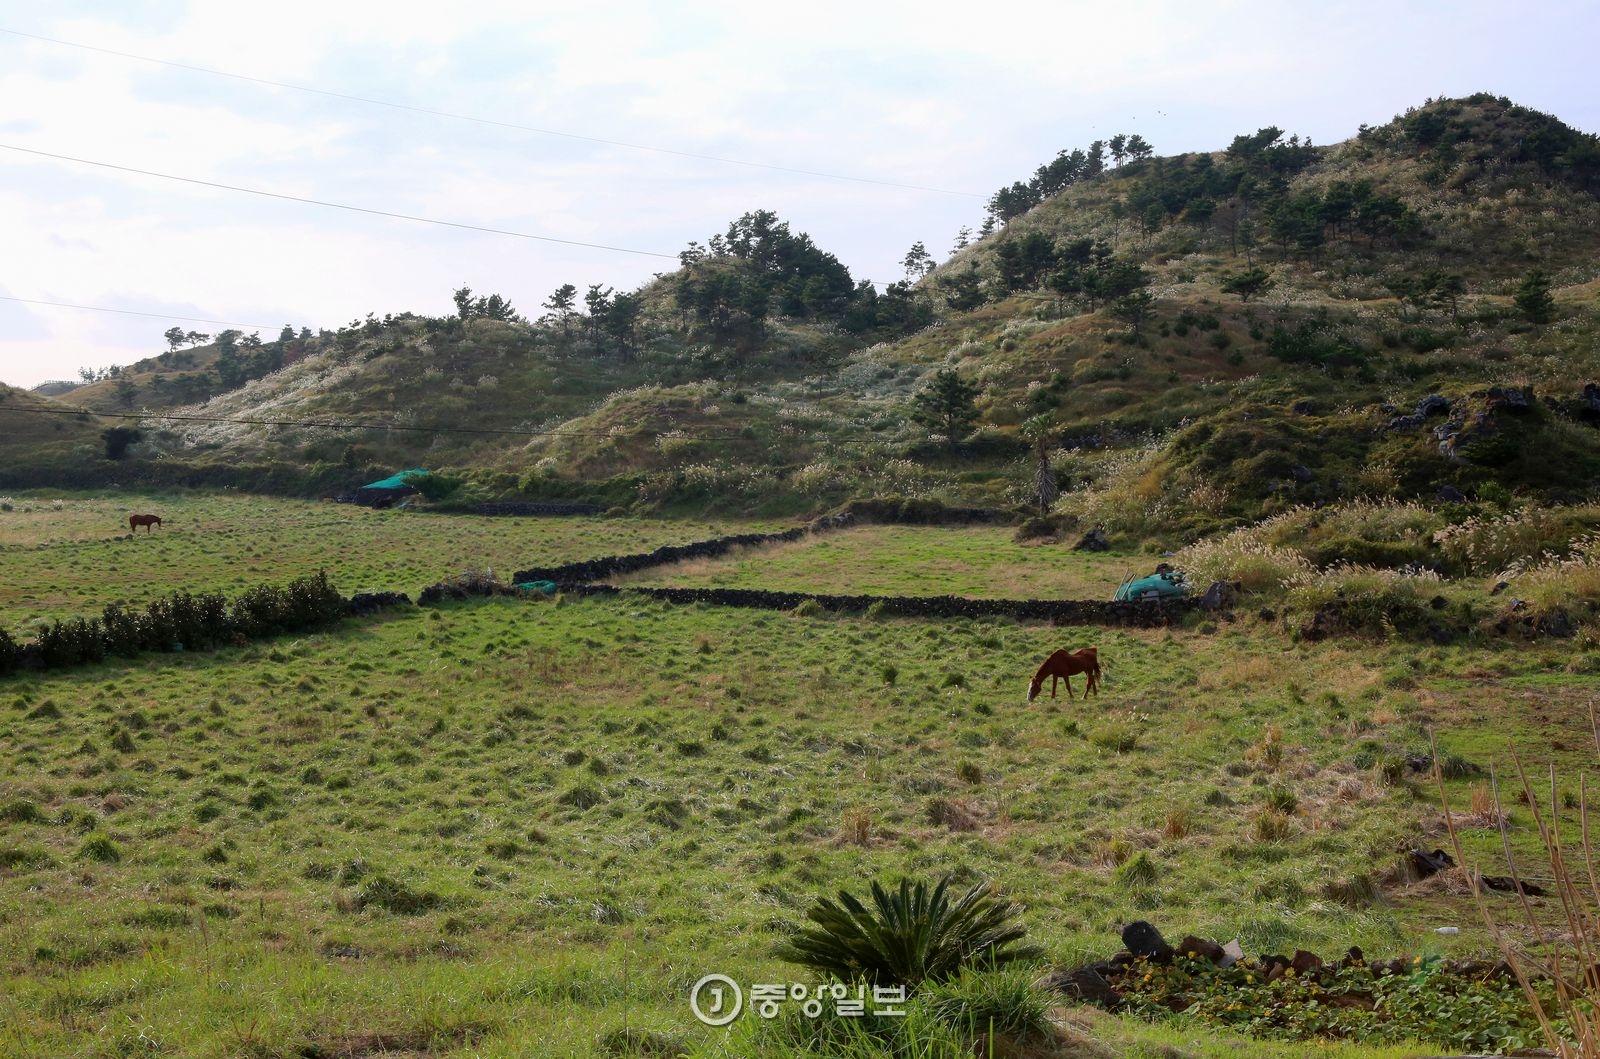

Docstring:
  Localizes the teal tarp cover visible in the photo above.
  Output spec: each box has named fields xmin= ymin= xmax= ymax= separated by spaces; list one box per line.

xmin=362 ymin=469 xmax=430 ymax=491
xmin=1113 ymin=572 xmax=1189 ymax=602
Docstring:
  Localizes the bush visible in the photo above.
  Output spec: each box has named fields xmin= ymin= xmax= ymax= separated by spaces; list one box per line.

xmin=100 ymin=604 xmax=142 ymax=658
xmin=1115 ymin=851 xmax=1159 ymax=888
xmin=775 ymin=876 xmax=1041 ymax=987
xmin=77 ymin=834 xmax=122 ymax=863
xmin=921 ymin=966 xmax=1051 ymax=1039
xmin=1434 ymin=508 xmax=1589 ymax=575
xmin=231 ymin=571 xmax=344 ymax=638
xmin=1494 ymin=536 xmax=1600 ymax=628
xmin=1176 ymin=529 xmax=1313 ymax=594
xmin=0 ymin=627 xmax=18 ymax=675
xmin=1286 ymin=564 xmax=1444 ymax=639
xmin=36 ymin=617 xmax=105 ymax=669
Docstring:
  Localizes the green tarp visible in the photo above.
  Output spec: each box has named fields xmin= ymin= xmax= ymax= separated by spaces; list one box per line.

xmin=1113 ymin=572 xmax=1189 ymax=602
xmin=362 ymin=469 xmax=430 ymax=491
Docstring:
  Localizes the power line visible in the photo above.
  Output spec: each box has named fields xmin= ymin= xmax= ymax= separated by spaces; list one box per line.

xmin=0 ymin=26 xmax=982 ymax=200
xmin=0 ymin=143 xmax=680 ymax=259
xmin=0 ymin=294 xmax=277 ymax=331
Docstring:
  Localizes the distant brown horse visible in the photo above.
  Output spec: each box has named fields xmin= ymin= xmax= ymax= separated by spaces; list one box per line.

xmin=1027 ymin=647 xmax=1100 ymax=701
xmin=129 ymin=513 xmax=162 ymax=533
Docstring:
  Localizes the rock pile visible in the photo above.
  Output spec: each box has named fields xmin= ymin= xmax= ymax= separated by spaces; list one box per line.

xmin=1041 ymin=920 xmax=1517 ymax=1012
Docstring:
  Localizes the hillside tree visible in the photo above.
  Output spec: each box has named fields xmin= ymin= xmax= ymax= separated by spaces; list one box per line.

xmin=1431 ymin=273 xmax=1467 ymax=324
xmin=936 ymin=265 xmax=986 ymax=312
xmin=584 ymin=284 xmax=613 ymax=344
xmin=911 ymin=368 xmax=981 ymax=454
xmin=1514 ymin=269 xmax=1556 ymax=326
xmin=1108 ymin=134 xmax=1128 ymax=168
xmin=163 ymin=327 xmax=186 ymax=352
xmin=1020 ymin=413 xmax=1059 ymax=515
xmin=542 ymin=284 xmax=579 ymax=333
xmin=1221 ymin=268 xmax=1275 ymax=303
xmin=902 ymin=241 xmax=935 ymax=280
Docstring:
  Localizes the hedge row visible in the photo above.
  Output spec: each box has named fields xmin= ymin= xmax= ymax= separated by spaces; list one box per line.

xmin=835 ymin=497 xmax=1017 ymax=526
xmin=511 ymin=527 xmax=809 ymax=584
xmin=0 ymin=573 xmax=376 ymax=675
xmin=472 ymin=501 xmax=607 ymax=517
xmin=570 ymin=584 xmax=1197 ymax=627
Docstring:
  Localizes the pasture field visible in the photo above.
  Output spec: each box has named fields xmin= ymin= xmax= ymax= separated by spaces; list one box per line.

xmin=612 ymin=524 xmax=1142 ymax=601
xmin=0 ymin=493 xmax=775 ymax=638
xmin=1 ymin=504 xmax=1597 ymax=1057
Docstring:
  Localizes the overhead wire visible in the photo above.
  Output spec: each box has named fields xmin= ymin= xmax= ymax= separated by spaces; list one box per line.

xmin=0 ymin=143 xmax=680 ymax=259
xmin=0 ymin=294 xmax=278 ymax=332
xmin=0 ymin=26 xmax=982 ymax=199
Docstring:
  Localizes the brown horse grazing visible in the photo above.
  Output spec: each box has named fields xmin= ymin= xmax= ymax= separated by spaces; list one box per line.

xmin=1027 ymin=647 xmax=1100 ymax=702
xmin=129 ymin=513 xmax=162 ymax=533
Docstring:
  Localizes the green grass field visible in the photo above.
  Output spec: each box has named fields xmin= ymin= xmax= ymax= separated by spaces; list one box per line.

xmin=0 ymin=494 xmax=775 ymax=638
xmin=613 ymin=524 xmax=1144 ymax=601
xmin=1 ymin=498 xmax=1595 ymax=1057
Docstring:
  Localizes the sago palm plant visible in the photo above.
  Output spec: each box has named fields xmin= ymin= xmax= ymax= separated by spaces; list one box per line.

xmin=775 ymin=875 xmax=1041 ymax=987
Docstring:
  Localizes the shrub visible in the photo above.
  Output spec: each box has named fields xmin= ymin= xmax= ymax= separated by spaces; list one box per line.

xmin=36 ymin=617 xmax=105 ymax=669
xmin=100 ymin=605 xmax=142 ymax=658
xmin=1162 ymin=806 xmax=1192 ymax=839
xmin=1263 ymin=785 xmax=1299 ymax=814
xmin=1285 ymin=564 xmax=1443 ymax=638
xmin=1115 ymin=851 xmax=1159 ymax=888
xmin=77 ymin=834 xmax=121 ymax=863
xmin=0 ymin=628 xmax=18 ymax=676
xmin=1496 ymin=535 xmax=1600 ymax=619
xmin=1089 ymin=722 xmax=1140 ymax=753
xmin=921 ymin=966 xmax=1051 ymax=1039
xmin=1434 ymin=508 xmax=1584 ymax=575
xmin=792 ymin=599 xmax=827 ymax=619
xmin=231 ymin=572 xmax=344 ymax=638
xmin=1053 ymin=440 xmax=1231 ymax=539
xmin=1176 ymin=529 xmax=1313 ymax=594
xmin=775 ymin=876 xmax=1041 ymax=987
xmin=1251 ymin=808 xmax=1293 ymax=842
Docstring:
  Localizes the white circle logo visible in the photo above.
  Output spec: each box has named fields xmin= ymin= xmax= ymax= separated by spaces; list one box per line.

xmin=689 ymin=974 xmax=743 ymax=1026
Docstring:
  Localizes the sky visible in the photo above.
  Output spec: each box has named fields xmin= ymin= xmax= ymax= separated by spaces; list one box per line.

xmin=1 ymin=0 xmax=1597 ymax=388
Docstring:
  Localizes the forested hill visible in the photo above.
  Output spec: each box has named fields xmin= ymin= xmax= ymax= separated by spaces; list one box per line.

xmin=8 ymin=94 xmax=1600 ymax=536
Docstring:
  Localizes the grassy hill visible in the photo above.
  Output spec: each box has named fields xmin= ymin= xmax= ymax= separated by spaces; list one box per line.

xmin=5 ymin=94 xmax=1600 ymax=531
xmin=0 ymin=385 xmax=109 ymax=475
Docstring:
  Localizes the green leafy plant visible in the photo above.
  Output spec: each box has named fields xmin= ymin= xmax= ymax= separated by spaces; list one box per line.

xmin=920 ymin=965 xmax=1051 ymax=1039
xmin=774 ymin=875 xmax=1041 ymax=987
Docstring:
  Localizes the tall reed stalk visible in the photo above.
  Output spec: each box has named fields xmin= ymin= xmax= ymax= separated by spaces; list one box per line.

xmin=1434 ymin=713 xmax=1600 ymax=1056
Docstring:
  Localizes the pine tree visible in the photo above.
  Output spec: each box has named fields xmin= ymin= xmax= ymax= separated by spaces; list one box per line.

xmin=1514 ymin=269 xmax=1556 ymax=326
xmin=911 ymin=369 xmax=981 ymax=454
